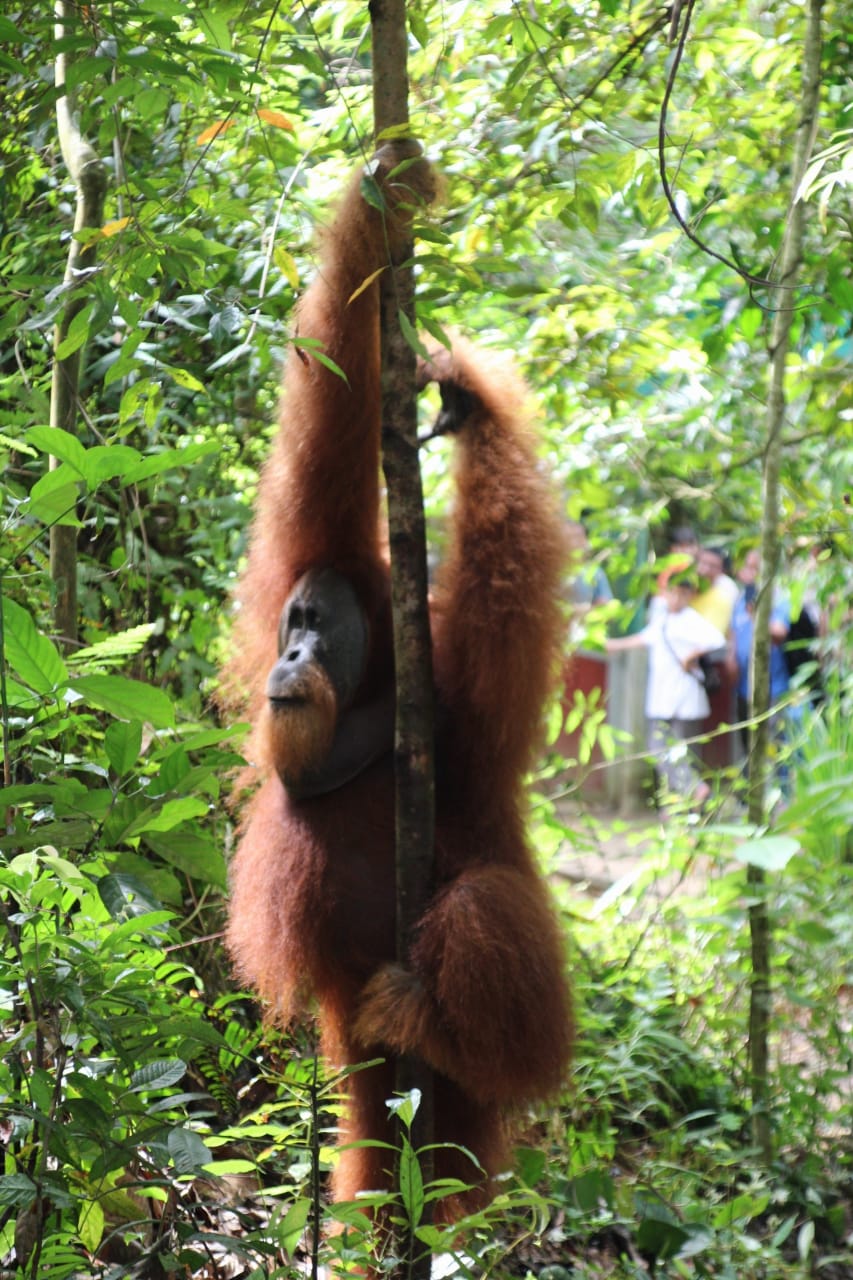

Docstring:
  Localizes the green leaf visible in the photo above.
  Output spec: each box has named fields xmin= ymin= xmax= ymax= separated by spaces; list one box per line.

xmin=635 ymin=1216 xmax=689 ymax=1262
xmin=129 ymin=1059 xmax=187 ymax=1093
xmin=0 ymin=1173 xmax=39 ymax=1207
xmin=168 ymin=1127 xmax=212 ymax=1173
xmin=739 ymin=306 xmax=763 ymax=340
xmin=514 ymin=1145 xmax=546 ymax=1188
xmin=122 ymin=440 xmax=218 ymax=484
xmin=105 ymin=719 xmax=143 ymax=775
xmin=829 ymin=273 xmax=853 ymax=310
xmin=143 ymin=831 xmax=227 ymax=888
xmin=794 ymin=919 xmax=837 ymax=945
xmin=78 ymin=1197 xmax=105 ymax=1254
xmin=360 ymin=172 xmax=384 ymax=212
xmin=734 ymin=835 xmax=800 ymax=871
xmin=69 ymin=624 xmax=157 ymax=669
xmin=55 ymin=301 xmax=95 ymax=359
xmin=2 ymin=678 xmax=43 ymax=710
xmin=81 ymin=444 xmax=144 ymax=488
xmin=277 ymin=1196 xmax=311 ymax=1256
xmin=387 ymin=1088 xmax=421 ymax=1129
xmin=398 ymin=1136 xmax=424 ymax=1227
xmin=27 ymin=425 xmax=88 ymax=474
xmin=1 ymin=598 xmax=67 ymax=693
xmin=306 ymin=347 xmax=348 ymax=380
xmin=398 ymin=309 xmax=430 ymax=359
xmin=165 ymin=365 xmax=206 ymax=392
xmin=0 ymin=781 xmax=85 ymax=807
xmin=798 ymin=1219 xmax=815 ymax=1262
xmin=69 ymin=674 xmax=175 ymax=728
xmin=327 ymin=1202 xmax=373 ymax=1231
xmin=26 ymin=466 xmax=83 ymax=525
xmin=273 ymin=246 xmax=300 ymax=289
xmin=39 ymin=851 xmax=89 ymax=890
xmin=128 ymin=797 xmax=209 ymax=835
xmin=26 ymin=479 xmax=82 ymax=526
xmin=98 ymin=872 xmax=164 ymax=919
xmin=712 ymin=1190 xmax=770 ymax=1226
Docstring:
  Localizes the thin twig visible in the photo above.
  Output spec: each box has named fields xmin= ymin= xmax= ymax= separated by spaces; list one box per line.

xmin=658 ymin=0 xmax=774 ymax=290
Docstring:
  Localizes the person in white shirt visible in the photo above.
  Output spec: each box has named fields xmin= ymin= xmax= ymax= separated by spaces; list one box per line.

xmin=607 ymin=564 xmax=725 ymax=807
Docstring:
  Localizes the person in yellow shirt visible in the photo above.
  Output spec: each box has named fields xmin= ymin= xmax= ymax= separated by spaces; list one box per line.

xmin=693 ymin=546 xmax=738 ymax=639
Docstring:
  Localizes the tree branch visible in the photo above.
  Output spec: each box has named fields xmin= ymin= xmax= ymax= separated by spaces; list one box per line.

xmin=50 ymin=0 xmax=107 ymax=650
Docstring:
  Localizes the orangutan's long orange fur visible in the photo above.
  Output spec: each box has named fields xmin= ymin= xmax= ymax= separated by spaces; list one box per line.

xmin=220 ymin=149 xmax=572 ymax=1218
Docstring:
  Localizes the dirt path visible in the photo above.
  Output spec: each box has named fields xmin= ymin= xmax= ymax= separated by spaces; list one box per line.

xmin=548 ymin=797 xmax=721 ymax=912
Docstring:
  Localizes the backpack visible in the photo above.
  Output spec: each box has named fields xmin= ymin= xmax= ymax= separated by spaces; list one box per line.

xmin=698 ymin=653 xmax=721 ymax=695
xmin=784 ymin=608 xmax=821 ymax=689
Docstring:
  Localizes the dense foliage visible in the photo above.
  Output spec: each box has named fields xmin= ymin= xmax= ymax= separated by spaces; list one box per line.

xmin=1 ymin=1 xmax=851 ymax=1276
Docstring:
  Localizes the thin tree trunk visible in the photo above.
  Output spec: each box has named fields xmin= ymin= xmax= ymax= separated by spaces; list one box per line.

xmin=747 ymin=0 xmax=823 ymax=1162
xmin=50 ymin=1 xmax=107 ymax=650
xmin=370 ymin=0 xmax=436 ymax=1269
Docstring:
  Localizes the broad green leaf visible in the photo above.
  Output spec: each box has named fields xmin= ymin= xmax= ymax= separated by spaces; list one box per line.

xmin=98 ymin=872 xmax=163 ymax=919
xmin=143 ymin=831 xmax=227 ymax=888
xmin=129 ymin=797 xmax=209 ymax=835
xmin=168 ymin=1127 xmax=212 ymax=1173
xmin=327 ymin=1202 xmax=373 ymax=1231
xmin=166 ymin=365 xmax=206 ymax=392
xmin=0 ymin=781 xmax=85 ymax=807
xmin=794 ymin=919 xmax=837 ymax=945
xmin=1 ymin=598 xmax=67 ymax=692
xmin=635 ymin=1216 xmax=689 ymax=1262
xmin=27 ymin=425 xmax=88 ymax=474
xmin=202 ymin=8 xmax=233 ymax=52
xmin=277 ymin=1196 xmax=311 ymax=1255
xmin=273 ymin=246 xmax=299 ymax=288
xmin=122 ymin=440 xmax=218 ymax=484
xmin=26 ymin=479 xmax=82 ymax=527
xmin=1 ymin=678 xmax=42 ymax=709
xmin=156 ymin=745 xmax=191 ymax=791
xmin=39 ymin=852 xmax=89 ymax=889
xmin=0 ymin=1174 xmax=39 ymax=1207
xmin=77 ymin=1197 xmax=105 ymax=1254
xmin=18 ymin=819 xmax=93 ymax=853
xmin=712 ymin=1191 xmax=770 ymax=1226
xmin=106 ymin=852 xmax=183 ymax=907
xmin=204 ymin=1158 xmax=259 ymax=1176
xmin=410 ymin=10 xmax=428 ymax=46
xmin=55 ymin=301 xmax=95 ymax=359
xmin=81 ymin=444 xmax=144 ymax=487
xmin=105 ymin=719 xmax=143 ymax=775
xmin=69 ymin=674 xmax=175 ymax=728
xmin=515 ymin=1145 xmax=546 ymax=1189
xmin=129 ymin=1059 xmax=187 ymax=1092
xmin=734 ymin=835 xmax=800 ymax=871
